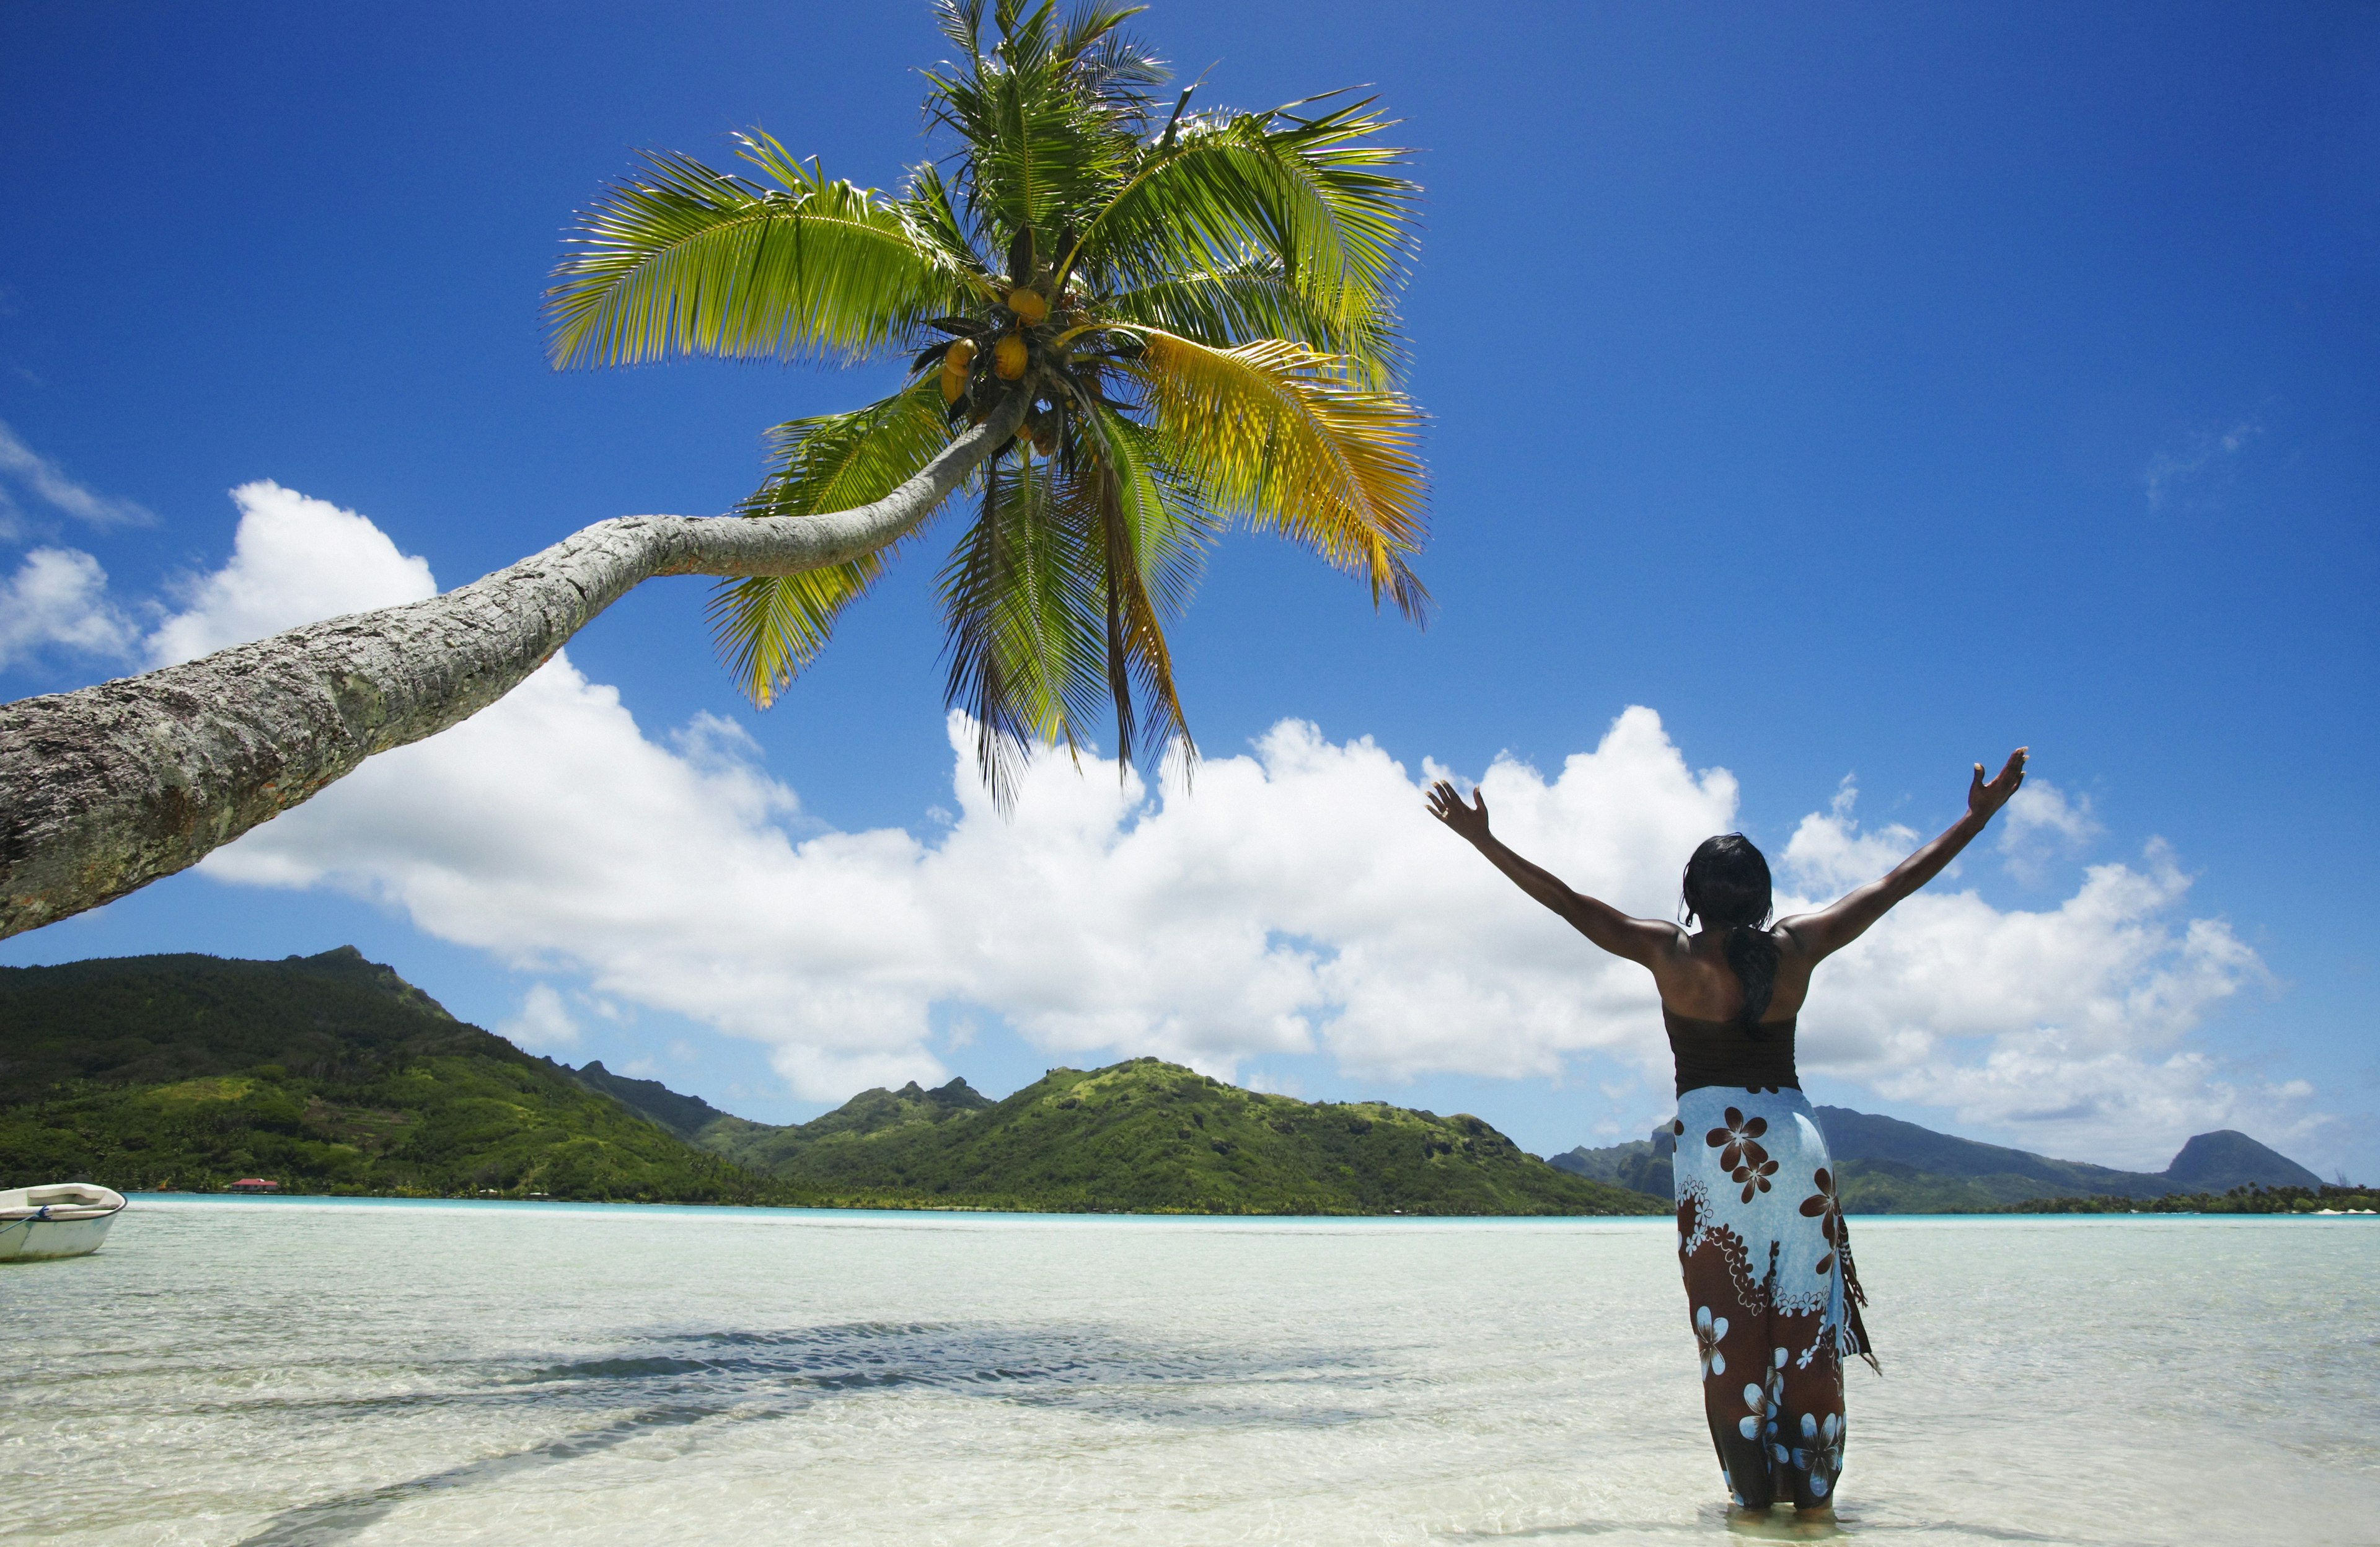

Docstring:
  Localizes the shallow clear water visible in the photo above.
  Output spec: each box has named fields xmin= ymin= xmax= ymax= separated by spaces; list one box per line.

xmin=6 ymin=1201 xmax=2376 ymax=1546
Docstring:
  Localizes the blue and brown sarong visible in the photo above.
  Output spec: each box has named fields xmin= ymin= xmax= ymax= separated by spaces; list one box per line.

xmin=1672 ymin=1085 xmax=1872 ymax=1511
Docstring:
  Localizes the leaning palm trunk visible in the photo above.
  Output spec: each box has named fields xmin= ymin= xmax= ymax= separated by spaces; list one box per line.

xmin=0 ymin=401 xmax=1023 ymax=941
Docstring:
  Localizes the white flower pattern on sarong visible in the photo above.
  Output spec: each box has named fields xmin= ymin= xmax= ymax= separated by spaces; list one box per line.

xmin=1792 ymin=1411 xmax=1844 ymax=1497
xmin=1693 ymin=1305 xmax=1729 ymax=1378
xmin=1737 ymin=1380 xmax=1771 ymax=1440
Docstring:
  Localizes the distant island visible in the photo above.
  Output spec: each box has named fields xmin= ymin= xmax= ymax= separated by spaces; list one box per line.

xmin=0 ymin=947 xmax=1656 ymax=1216
xmin=7 ymin=946 xmax=2365 ymax=1217
xmin=1554 ymin=1105 xmax=2373 ymax=1215
xmin=0 ymin=946 xmax=772 ymax=1204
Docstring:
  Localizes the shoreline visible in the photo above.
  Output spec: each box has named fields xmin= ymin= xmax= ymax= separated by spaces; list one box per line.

xmin=93 ymin=1192 xmax=2380 ymax=1225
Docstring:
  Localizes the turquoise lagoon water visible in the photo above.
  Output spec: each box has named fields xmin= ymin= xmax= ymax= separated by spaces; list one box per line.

xmin=6 ymin=1199 xmax=2376 ymax=1545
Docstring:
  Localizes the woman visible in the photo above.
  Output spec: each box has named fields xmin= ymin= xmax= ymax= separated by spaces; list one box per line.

xmin=1427 ymin=748 xmax=2028 ymax=1523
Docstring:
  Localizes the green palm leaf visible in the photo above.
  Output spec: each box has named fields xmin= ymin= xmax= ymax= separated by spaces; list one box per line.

xmin=1065 ymin=98 xmax=1418 ymax=385
xmin=547 ymin=135 xmax=973 ymax=368
xmin=1073 ymin=399 xmax=1214 ymax=770
xmin=937 ymin=454 xmax=1111 ymax=799
xmin=923 ymin=2 xmax=1140 ymax=250
xmin=1105 ymin=255 xmax=1386 ymax=359
xmin=708 ymin=384 xmax=957 ymax=706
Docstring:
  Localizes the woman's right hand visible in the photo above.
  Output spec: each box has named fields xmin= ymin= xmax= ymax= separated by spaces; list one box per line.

xmin=1427 ymin=779 xmax=1494 ymax=845
xmin=1968 ymin=747 xmax=2029 ymax=822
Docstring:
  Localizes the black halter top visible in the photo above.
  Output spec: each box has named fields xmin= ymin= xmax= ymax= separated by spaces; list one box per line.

xmin=1663 ymin=1009 xmax=1801 ymax=1098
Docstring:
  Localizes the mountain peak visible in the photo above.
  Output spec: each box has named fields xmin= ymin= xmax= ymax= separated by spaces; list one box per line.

xmin=2164 ymin=1130 xmax=2322 ymax=1191
xmin=1558 ymin=1105 xmax=2340 ymax=1212
xmin=702 ymin=1057 xmax=1657 ymax=1215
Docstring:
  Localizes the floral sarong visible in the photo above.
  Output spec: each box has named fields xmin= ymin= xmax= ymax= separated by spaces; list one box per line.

xmin=1672 ymin=1085 xmax=1871 ymax=1511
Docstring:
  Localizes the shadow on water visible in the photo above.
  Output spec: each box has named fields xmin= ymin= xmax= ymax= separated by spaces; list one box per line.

xmin=236 ymin=1319 xmax=1380 ymax=1545
xmin=234 ymin=1404 xmax=734 ymax=1547
xmin=505 ymin=1319 xmax=1385 ymax=1419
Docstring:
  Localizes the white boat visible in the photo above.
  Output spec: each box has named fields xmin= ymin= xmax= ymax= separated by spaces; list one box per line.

xmin=0 ymin=1183 xmax=127 ymax=1261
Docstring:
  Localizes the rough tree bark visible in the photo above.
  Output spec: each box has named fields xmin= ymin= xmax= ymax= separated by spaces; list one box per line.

xmin=0 ymin=398 xmax=1026 ymax=941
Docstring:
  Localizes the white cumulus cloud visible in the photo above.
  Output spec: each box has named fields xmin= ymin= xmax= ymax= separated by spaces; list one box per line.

xmin=1775 ymin=800 xmax=2293 ymax=1166
xmin=1996 ymin=777 xmax=2104 ymax=883
xmin=146 ymin=480 xmax=436 ymax=666
xmin=498 ymin=983 xmax=583 ymax=1054
xmin=164 ymin=483 xmax=2294 ymax=1168
xmin=0 ymin=546 xmax=139 ymax=670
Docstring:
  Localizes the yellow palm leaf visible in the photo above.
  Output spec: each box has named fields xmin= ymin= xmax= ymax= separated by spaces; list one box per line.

xmin=1127 ymin=330 xmax=1427 ymax=619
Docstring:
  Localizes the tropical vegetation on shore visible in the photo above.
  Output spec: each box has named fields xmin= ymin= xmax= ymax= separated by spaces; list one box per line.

xmin=1996 ymin=1185 xmax=2379 ymax=1215
xmin=609 ymin=1057 xmax=1655 ymax=1216
xmin=1 ymin=948 xmax=1655 ymax=1215
xmin=0 ymin=948 xmax=784 ymax=1202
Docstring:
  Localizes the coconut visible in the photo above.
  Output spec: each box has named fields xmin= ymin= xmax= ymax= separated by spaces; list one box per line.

xmin=993 ymin=334 xmax=1029 ymax=381
xmin=1007 ymin=288 xmax=1048 ymax=325
xmin=940 ymin=338 xmax=976 ymax=402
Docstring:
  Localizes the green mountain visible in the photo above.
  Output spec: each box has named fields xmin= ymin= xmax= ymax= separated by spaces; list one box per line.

xmin=0 ymin=948 xmax=787 ymax=1202
xmin=1548 ymin=1137 xmax=1674 ymax=1199
xmin=2164 ymin=1130 xmax=2325 ymax=1191
xmin=2 ymin=948 xmax=1662 ymax=1216
xmin=589 ymin=1056 xmax=1663 ymax=1216
xmin=1551 ymin=1101 xmax=2328 ymax=1214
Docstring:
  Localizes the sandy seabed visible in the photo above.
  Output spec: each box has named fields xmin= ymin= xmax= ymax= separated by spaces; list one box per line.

xmin=9 ymin=1199 xmax=2378 ymax=1545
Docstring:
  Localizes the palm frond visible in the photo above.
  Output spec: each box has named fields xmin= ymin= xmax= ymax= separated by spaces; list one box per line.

xmin=1072 ymin=399 xmax=1214 ymax=772
xmin=1058 ymin=5 xmax=1165 ymax=130
xmin=547 ymin=136 xmax=971 ymax=368
xmin=897 ymin=162 xmax=997 ymax=284
xmin=1065 ymin=98 xmax=1417 ymax=386
xmin=922 ymin=2 xmax=1152 ymax=250
xmin=937 ymin=454 xmax=1111 ymax=806
xmin=1104 ymin=253 xmax=1388 ymax=358
xmin=1129 ymin=328 xmax=1427 ymax=620
xmin=707 ymin=384 xmax=956 ymax=706
xmin=934 ymin=0 xmax=988 ymax=55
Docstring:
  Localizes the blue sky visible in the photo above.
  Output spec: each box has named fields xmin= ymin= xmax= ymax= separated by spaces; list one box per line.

xmin=3 ymin=2 xmax=2374 ymax=1178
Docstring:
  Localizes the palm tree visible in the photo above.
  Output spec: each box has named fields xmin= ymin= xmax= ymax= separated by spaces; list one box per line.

xmin=549 ymin=0 xmax=1426 ymax=797
xmin=0 ymin=0 xmax=1424 ymax=938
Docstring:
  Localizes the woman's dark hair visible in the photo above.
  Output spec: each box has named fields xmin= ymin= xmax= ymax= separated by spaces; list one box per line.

xmin=1681 ymin=834 xmax=1778 ymax=1036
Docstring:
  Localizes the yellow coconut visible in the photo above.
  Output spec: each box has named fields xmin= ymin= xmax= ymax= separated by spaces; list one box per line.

xmin=1007 ymin=288 xmax=1048 ymax=325
xmin=993 ymin=333 xmax=1029 ymax=381
xmin=940 ymin=338 xmax=976 ymax=402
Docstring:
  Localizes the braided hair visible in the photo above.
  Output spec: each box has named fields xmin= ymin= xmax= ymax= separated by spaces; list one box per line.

xmin=1681 ymin=834 xmax=1778 ymax=1037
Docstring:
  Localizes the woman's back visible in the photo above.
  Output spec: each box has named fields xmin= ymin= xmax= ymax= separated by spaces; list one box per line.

xmin=1655 ymin=920 xmax=1809 ymax=1097
xmin=1662 ymin=1007 xmax=1800 ymax=1098
xmin=1649 ymin=923 xmax=1814 ymax=1023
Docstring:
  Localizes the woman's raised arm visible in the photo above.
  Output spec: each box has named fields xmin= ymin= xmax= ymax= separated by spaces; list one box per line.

xmin=1782 ymin=748 xmax=2029 ymax=961
xmin=1427 ymin=780 xmax=1680 ymax=966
